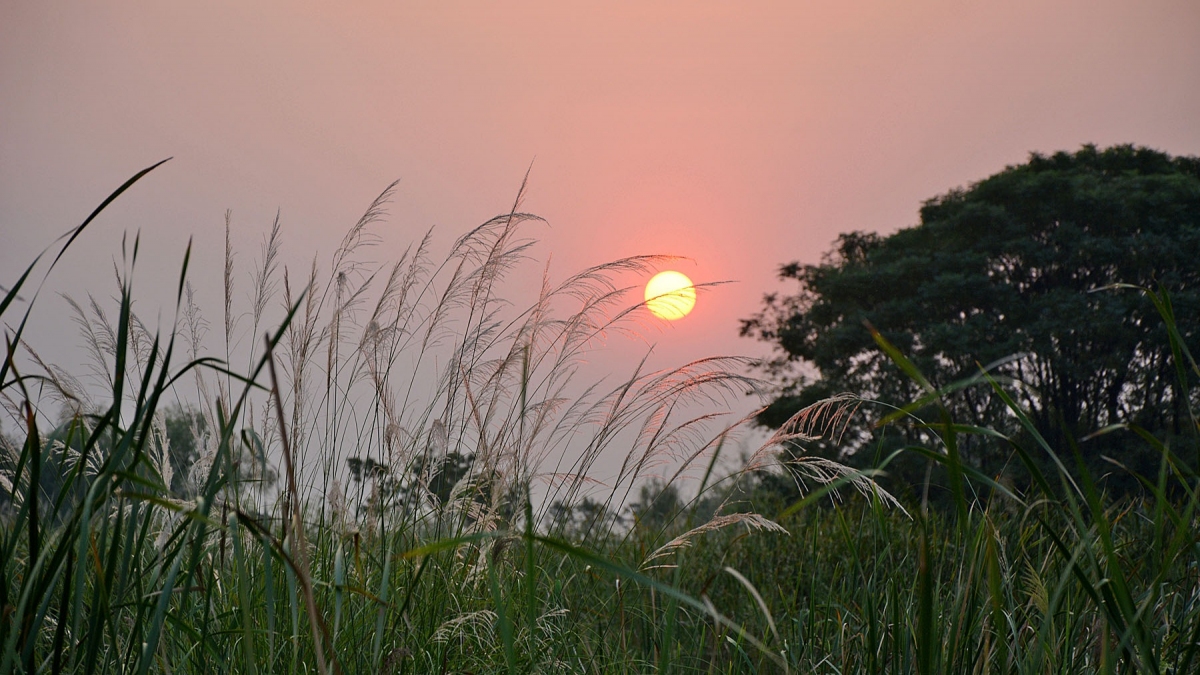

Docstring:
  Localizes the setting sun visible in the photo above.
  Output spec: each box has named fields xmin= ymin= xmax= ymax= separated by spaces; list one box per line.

xmin=645 ymin=270 xmax=696 ymax=320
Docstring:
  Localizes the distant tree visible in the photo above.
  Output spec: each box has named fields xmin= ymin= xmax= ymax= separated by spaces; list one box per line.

xmin=629 ymin=479 xmax=685 ymax=531
xmin=547 ymin=496 xmax=621 ymax=541
xmin=742 ymin=145 xmax=1200 ymax=497
xmin=171 ymin=408 xmax=276 ymax=498
xmin=345 ymin=455 xmax=399 ymax=516
xmin=346 ymin=449 xmax=480 ymax=517
xmin=162 ymin=404 xmax=205 ymax=494
xmin=0 ymin=404 xmax=271 ymax=522
xmin=346 ymin=456 xmax=392 ymax=488
xmin=419 ymin=451 xmax=476 ymax=506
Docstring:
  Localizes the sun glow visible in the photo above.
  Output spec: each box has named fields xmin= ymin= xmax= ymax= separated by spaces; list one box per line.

xmin=645 ymin=270 xmax=696 ymax=320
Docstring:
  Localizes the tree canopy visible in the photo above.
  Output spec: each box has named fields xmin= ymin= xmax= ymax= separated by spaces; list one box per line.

xmin=742 ymin=145 xmax=1200 ymax=497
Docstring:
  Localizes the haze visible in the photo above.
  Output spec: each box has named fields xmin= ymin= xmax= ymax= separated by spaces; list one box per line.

xmin=2 ymin=0 xmax=1198 ymax=415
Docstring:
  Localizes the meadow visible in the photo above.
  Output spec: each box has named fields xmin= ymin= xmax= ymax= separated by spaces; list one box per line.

xmin=2 ymin=164 xmax=1198 ymax=674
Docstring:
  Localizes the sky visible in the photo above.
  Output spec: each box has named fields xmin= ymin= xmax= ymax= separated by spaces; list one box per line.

xmin=2 ymin=1 xmax=1199 ymax=462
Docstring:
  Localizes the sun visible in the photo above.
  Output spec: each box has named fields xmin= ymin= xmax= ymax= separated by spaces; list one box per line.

xmin=645 ymin=270 xmax=696 ymax=320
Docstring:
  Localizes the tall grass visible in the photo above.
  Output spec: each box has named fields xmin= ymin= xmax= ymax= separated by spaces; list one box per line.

xmin=1 ymin=163 xmax=1198 ymax=673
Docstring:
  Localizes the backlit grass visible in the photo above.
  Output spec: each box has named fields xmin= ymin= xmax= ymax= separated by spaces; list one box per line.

xmin=2 ymin=164 xmax=1198 ymax=673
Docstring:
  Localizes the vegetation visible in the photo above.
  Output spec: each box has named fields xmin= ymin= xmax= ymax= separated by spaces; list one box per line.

xmin=742 ymin=144 xmax=1200 ymax=500
xmin=1 ymin=158 xmax=1198 ymax=673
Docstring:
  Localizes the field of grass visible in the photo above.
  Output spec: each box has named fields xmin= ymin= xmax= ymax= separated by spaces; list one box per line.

xmin=2 ymin=165 xmax=1198 ymax=673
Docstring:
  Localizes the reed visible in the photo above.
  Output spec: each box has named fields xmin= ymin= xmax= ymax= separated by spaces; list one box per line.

xmin=1 ymin=163 xmax=1196 ymax=673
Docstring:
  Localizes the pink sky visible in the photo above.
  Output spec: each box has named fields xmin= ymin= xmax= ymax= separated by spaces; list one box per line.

xmin=3 ymin=0 xmax=1199 ymax=417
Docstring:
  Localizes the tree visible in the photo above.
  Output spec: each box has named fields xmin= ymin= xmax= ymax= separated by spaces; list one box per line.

xmin=345 ymin=449 xmax=484 ymax=517
xmin=546 ymin=496 xmax=621 ymax=542
xmin=742 ymin=145 xmax=1200 ymax=496
xmin=629 ymin=479 xmax=685 ymax=531
xmin=0 ymin=404 xmax=217 ymax=524
xmin=162 ymin=404 xmax=206 ymax=494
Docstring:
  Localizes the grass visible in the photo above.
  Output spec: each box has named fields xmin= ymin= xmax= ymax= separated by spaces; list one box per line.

xmin=1 ymin=162 xmax=1198 ymax=673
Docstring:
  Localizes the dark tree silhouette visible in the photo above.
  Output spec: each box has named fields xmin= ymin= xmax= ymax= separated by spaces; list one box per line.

xmin=742 ymin=145 xmax=1200 ymax=496
xmin=629 ymin=479 xmax=685 ymax=531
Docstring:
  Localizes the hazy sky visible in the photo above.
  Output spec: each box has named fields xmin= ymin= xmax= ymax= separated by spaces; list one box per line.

xmin=3 ymin=1 xmax=1199 ymax=422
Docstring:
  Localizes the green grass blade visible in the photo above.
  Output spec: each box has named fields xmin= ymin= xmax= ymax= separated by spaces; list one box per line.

xmin=371 ymin=539 xmax=394 ymax=669
xmin=488 ymin=549 xmax=518 ymax=675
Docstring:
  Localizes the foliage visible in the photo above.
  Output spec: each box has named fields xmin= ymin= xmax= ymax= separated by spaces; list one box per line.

xmin=159 ymin=404 xmax=207 ymax=494
xmin=546 ymin=496 xmax=621 ymax=541
xmin=345 ymin=449 xmax=482 ymax=517
xmin=742 ymin=144 xmax=1200 ymax=496
xmin=628 ymin=478 xmax=685 ymax=531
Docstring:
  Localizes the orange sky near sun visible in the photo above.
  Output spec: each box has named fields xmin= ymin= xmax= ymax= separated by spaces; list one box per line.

xmin=2 ymin=0 xmax=1198 ymax=400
